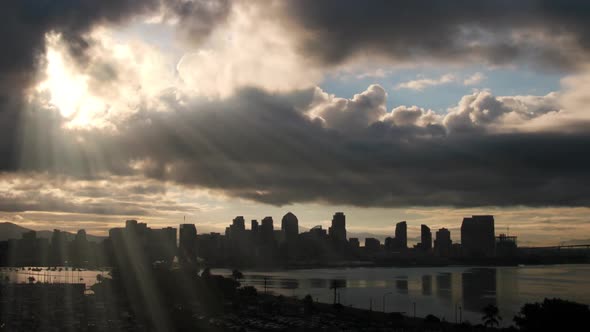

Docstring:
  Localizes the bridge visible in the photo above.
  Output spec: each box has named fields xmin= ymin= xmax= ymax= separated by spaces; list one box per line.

xmin=520 ymin=244 xmax=590 ymax=250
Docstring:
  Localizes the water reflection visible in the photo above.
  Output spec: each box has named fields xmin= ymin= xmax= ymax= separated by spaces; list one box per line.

xmin=422 ymin=275 xmax=432 ymax=296
xmin=0 ymin=267 xmax=106 ymax=288
xmin=462 ymin=268 xmax=496 ymax=312
xmin=396 ymin=279 xmax=408 ymax=294
xmin=212 ymin=265 xmax=590 ymax=327
xmin=279 ymin=278 xmax=299 ymax=290
xmin=308 ymin=278 xmax=328 ymax=289
xmin=436 ymin=272 xmax=452 ymax=303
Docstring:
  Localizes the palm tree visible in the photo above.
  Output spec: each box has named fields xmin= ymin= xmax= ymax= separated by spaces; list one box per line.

xmin=482 ymin=304 xmax=502 ymax=328
xmin=303 ymin=294 xmax=314 ymax=315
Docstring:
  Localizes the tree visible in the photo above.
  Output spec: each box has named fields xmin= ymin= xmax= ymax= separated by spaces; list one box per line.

xmin=514 ymin=298 xmax=590 ymax=331
xmin=482 ymin=304 xmax=502 ymax=328
xmin=303 ymin=294 xmax=314 ymax=315
xmin=96 ymin=273 xmax=104 ymax=283
xmin=425 ymin=314 xmax=440 ymax=323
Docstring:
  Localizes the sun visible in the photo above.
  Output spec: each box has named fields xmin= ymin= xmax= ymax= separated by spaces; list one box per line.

xmin=35 ymin=36 xmax=106 ymax=129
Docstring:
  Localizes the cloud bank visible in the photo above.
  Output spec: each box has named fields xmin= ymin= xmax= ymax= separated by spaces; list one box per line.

xmin=281 ymin=0 xmax=590 ymax=69
xmin=1 ymin=0 xmax=590 ymax=216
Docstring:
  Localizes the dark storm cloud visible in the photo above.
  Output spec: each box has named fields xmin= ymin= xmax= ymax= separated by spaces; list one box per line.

xmin=1 ymin=85 xmax=590 ymax=208
xmin=165 ymin=0 xmax=232 ymax=44
xmin=281 ymin=0 xmax=590 ymax=69
xmin=17 ymin=87 xmax=580 ymax=208
xmin=1 ymin=0 xmax=590 ymax=210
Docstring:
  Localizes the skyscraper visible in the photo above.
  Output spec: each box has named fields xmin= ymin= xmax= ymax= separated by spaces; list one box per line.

xmin=434 ymin=228 xmax=452 ymax=257
xmin=349 ymin=238 xmax=360 ymax=249
xmin=329 ymin=212 xmax=347 ymax=243
xmin=281 ymin=212 xmax=299 ymax=243
xmin=394 ymin=221 xmax=407 ymax=249
xmin=260 ymin=217 xmax=275 ymax=245
xmin=75 ymin=229 xmax=87 ymax=242
xmin=72 ymin=229 xmax=89 ymax=267
xmin=50 ymin=229 xmax=67 ymax=265
xmin=232 ymin=216 xmax=246 ymax=232
xmin=147 ymin=227 xmax=177 ymax=263
xmin=364 ymin=238 xmax=381 ymax=252
xmin=420 ymin=224 xmax=432 ymax=252
xmin=461 ymin=215 xmax=495 ymax=257
xmin=229 ymin=216 xmax=246 ymax=243
xmin=179 ymin=224 xmax=197 ymax=264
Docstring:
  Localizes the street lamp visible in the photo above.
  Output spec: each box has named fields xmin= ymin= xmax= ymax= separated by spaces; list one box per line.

xmin=382 ymin=292 xmax=393 ymax=313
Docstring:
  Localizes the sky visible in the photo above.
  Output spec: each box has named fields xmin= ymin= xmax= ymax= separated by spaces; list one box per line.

xmin=1 ymin=0 xmax=590 ymax=246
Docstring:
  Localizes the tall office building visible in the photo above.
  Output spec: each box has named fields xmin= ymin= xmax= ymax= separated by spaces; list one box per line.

xmin=147 ymin=227 xmax=177 ymax=263
xmin=461 ymin=215 xmax=495 ymax=257
xmin=281 ymin=212 xmax=299 ymax=243
xmin=434 ymin=228 xmax=452 ymax=257
xmin=75 ymin=229 xmax=87 ymax=242
xmin=260 ymin=217 xmax=275 ymax=245
xmin=50 ymin=229 xmax=67 ymax=265
xmin=179 ymin=224 xmax=197 ymax=264
xmin=228 ymin=216 xmax=247 ymax=243
xmin=72 ymin=229 xmax=89 ymax=266
xmin=394 ymin=221 xmax=407 ymax=249
xmin=349 ymin=238 xmax=360 ymax=249
xmin=384 ymin=236 xmax=395 ymax=250
xmin=232 ymin=216 xmax=246 ymax=232
xmin=420 ymin=225 xmax=432 ymax=252
xmin=126 ymin=219 xmax=138 ymax=229
xmin=364 ymin=238 xmax=381 ymax=252
xmin=329 ymin=212 xmax=347 ymax=242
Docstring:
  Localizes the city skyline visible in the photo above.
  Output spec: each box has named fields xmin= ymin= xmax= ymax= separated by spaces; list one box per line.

xmin=1 ymin=1 xmax=590 ymax=248
xmin=2 ymin=206 xmax=587 ymax=247
xmin=2 ymin=2 xmax=590 ymax=331
xmin=3 ymin=213 xmax=524 ymax=269
xmin=0 ymin=212 xmax=515 ymax=249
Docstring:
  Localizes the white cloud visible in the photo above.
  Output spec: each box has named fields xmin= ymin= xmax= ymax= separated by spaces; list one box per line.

xmin=443 ymin=90 xmax=561 ymax=133
xmin=355 ymin=68 xmax=391 ymax=79
xmin=382 ymin=105 xmax=441 ymax=127
xmin=34 ymin=29 xmax=177 ymax=129
xmin=394 ymin=73 xmax=456 ymax=91
xmin=463 ymin=72 xmax=486 ymax=86
xmin=176 ymin=1 xmax=322 ymax=98
xmin=309 ymin=84 xmax=388 ymax=131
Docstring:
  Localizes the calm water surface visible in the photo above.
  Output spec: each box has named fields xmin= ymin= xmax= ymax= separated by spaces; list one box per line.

xmin=0 ymin=267 xmax=107 ymax=288
xmin=215 ymin=264 xmax=590 ymax=326
xmin=4 ymin=265 xmax=589 ymax=326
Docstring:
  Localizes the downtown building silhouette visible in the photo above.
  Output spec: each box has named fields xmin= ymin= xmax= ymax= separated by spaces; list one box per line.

xmin=0 ymin=212 xmax=524 ymax=268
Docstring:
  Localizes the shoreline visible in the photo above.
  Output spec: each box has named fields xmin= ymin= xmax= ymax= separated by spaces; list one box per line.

xmin=207 ymin=257 xmax=590 ymax=271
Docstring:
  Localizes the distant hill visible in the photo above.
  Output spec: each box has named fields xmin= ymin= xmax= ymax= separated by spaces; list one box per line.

xmin=0 ymin=222 xmax=105 ymax=243
xmin=0 ymin=222 xmax=30 ymax=241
